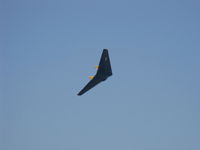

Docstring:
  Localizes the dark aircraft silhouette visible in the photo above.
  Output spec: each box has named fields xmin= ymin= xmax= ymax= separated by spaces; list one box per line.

xmin=77 ymin=49 xmax=112 ymax=96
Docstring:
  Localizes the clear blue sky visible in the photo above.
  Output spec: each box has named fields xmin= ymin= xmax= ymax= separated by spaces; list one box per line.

xmin=1 ymin=0 xmax=200 ymax=150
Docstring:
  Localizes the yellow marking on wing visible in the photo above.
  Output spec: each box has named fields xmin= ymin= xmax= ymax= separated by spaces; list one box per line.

xmin=89 ymin=76 xmax=94 ymax=79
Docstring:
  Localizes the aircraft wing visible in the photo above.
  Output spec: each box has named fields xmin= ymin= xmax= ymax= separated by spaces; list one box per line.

xmin=98 ymin=49 xmax=112 ymax=76
xmin=77 ymin=76 xmax=102 ymax=96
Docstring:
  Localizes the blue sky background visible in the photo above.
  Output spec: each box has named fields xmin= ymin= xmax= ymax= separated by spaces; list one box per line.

xmin=1 ymin=0 xmax=200 ymax=150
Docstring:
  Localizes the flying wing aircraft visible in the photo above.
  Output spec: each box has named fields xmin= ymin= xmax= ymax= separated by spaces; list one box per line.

xmin=77 ymin=49 xmax=112 ymax=96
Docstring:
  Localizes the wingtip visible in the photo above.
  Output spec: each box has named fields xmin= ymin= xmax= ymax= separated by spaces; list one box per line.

xmin=77 ymin=92 xmax=83 ymax=96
